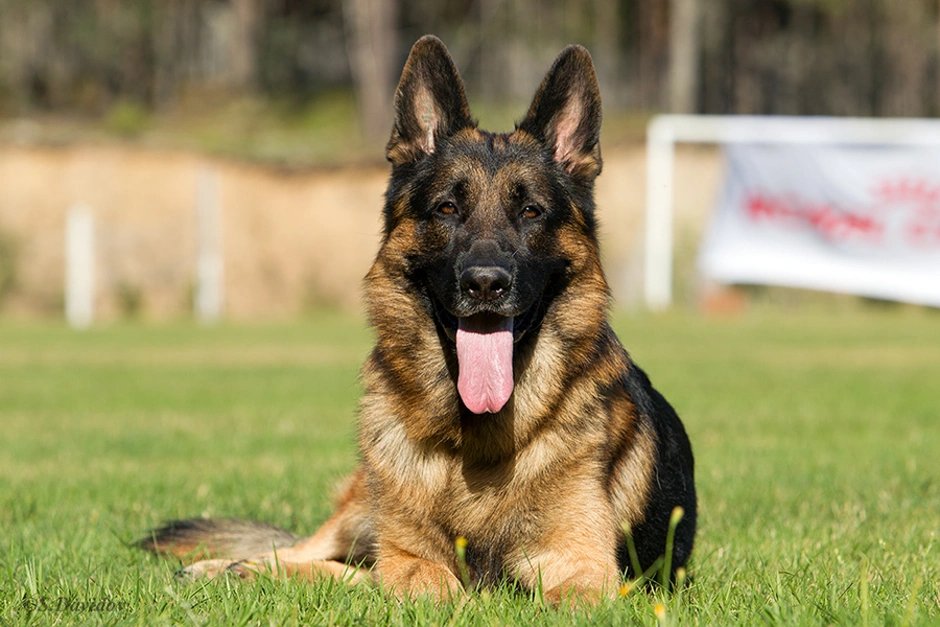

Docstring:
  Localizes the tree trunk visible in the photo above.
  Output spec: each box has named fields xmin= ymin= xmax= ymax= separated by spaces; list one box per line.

xmin=593 ymin=0 xmax=620 ymax=107
xmin=668 ymin=0 xmax=700 ymax=113
xmin=230 ymin=0 xmax=260 ymax=93
xmin=344 ymin=0 xmax=396 ymax=141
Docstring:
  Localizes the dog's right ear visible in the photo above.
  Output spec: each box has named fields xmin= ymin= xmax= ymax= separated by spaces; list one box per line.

xmin=386 ymin=35 xmax=474 ymax=165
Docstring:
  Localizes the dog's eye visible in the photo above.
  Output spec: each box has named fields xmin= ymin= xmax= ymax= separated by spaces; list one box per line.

xmin=437 ymin=201 xmax=458 ymax=216
xmin=521 ymin=205 xmax=542 ymax=219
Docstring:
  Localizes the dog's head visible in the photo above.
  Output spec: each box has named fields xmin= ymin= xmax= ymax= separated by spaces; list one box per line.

xmin=372 ymin=36 xmax=607 ymax=415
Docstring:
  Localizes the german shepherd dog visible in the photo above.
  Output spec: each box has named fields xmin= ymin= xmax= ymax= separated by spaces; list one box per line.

xmin=138 ymin=35 xmax=696 ymax=605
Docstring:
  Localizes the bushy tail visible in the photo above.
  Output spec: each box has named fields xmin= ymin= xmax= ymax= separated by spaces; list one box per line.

xmin=134 ymin=518 xmax=298 ymax=562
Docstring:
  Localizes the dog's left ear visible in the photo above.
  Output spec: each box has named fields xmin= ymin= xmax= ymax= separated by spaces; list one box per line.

xmin=518 ymin=45 xmax=602 ymax=182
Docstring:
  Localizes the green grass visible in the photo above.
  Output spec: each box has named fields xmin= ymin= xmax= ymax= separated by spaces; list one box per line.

xmin=1 ymin=92 xmax=377 ymax=169
xmin=1 ymin=309 xmax=938 ymax=625
xmin=1 ymin=92 xmax=651 ymax=170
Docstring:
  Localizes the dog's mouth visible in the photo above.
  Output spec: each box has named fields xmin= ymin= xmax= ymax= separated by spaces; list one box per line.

xmin=432 ymin=298 xmax=542 ymax=415
xmin=432 ymin=299 xmax=540 ymax=345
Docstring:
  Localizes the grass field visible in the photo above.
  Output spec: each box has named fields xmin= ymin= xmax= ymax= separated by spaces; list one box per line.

xmin=1 ymin=309 xmax=938 ymax=625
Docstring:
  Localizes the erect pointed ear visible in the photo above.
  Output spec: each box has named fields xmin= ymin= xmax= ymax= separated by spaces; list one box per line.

xmin=385 ymin=35 xmax=474 ymax=165
xmin=518 ymin=45 xmax=602 ymax=181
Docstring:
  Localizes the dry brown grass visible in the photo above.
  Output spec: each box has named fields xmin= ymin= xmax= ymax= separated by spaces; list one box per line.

xmin=0 ymin=144 xmax=722 ymax=320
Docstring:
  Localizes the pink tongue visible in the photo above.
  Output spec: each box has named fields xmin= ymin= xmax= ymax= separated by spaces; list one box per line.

xmin=456 ymin=315 xmax=514 ymax=414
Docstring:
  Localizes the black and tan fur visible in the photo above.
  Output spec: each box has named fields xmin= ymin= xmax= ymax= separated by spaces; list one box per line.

xmin=138 ymin=35 xmax=696 ymax=605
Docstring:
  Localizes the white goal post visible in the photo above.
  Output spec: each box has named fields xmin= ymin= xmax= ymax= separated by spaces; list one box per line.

xmin=644 ymin=114 xmax=940 ymax=310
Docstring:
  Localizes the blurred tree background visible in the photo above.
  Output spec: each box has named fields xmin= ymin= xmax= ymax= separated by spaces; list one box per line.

xmin=1 ymin=0 xmax=937 ymax=319
xmin=0 ymin=0 xmax=938 ymax=144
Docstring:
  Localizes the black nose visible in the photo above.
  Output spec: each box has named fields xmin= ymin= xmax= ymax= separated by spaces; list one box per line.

xmin=460 ymin=265 xmax=512 ymax=302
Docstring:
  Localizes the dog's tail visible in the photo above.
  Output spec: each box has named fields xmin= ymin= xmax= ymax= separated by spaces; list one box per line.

xmin=134 ymin=518 xmax=298 ymax=562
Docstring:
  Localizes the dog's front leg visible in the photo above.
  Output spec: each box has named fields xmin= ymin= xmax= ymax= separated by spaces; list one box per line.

xmin=375 ymin=546 xmax=463 ymax=601
xmin=227 ymin=553 xmax=370 ymax=584
xmin=511 ymin=521 xmax=620 ymax=607
xmin=179 ymin=552 xmax=368 ymax=585
xmin=520 ymin=550 xmax=620 ymax=607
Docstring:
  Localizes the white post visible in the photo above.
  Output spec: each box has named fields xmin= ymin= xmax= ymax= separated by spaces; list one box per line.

xmin=645 ymin=116 xmax=676 ymax=311
xmin=65 ymin=206 xmax=94 ymax=329
xmin=196 ymin=168 xmax=223 ymax=323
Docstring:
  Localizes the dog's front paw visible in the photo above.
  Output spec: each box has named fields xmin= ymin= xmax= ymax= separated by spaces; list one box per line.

xmin=177 ymin=559 xmax=239 ymax=580
xmin=225 ymin=559 xmax=267 ymax=580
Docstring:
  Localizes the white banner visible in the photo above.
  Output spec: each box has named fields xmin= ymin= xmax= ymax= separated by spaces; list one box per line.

xmin=698 ymin=144 xmax=940 ymax=306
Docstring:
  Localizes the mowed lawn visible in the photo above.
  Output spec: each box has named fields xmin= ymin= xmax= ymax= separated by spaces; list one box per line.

xmin=0 ymin=309 xmax=938 ymax=625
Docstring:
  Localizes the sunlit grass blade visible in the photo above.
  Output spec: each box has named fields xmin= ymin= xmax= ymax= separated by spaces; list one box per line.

xmin=660 ymin=506 xmax=684 ymax=591
xmin=454 ymin=536 xmax=471 ymax=590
